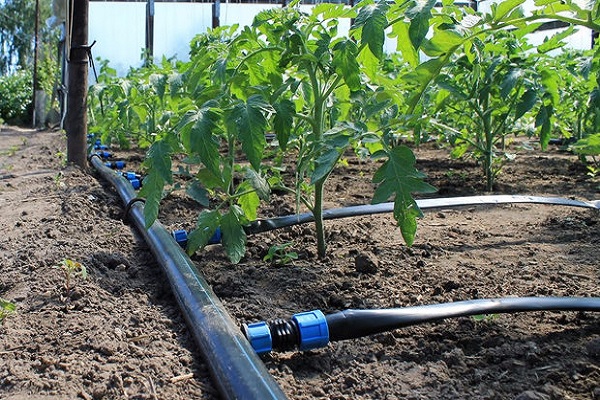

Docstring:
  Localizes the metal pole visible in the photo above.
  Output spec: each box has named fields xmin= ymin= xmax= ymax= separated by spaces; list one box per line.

xmin=212 ymin=0 xmax=220 ymax=29
xmin=65 ymin=0 xmax=89 ymax=169
xmin=31 ymin=0 xmax=40 ymax=128
xmin=145 ymin=0 xmax=154 ymax=66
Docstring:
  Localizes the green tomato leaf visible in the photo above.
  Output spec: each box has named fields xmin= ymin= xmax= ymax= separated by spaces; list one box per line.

xmin=139 ymin=172 xmax=164 ymax=229
xmin=492 ymin=0 xmax=526 ymax=21
xmin=535 ymin=103 xmax=553 ymax=150
xmin=353 ymin=1 xmax=389 ymax=60
xmin=238 ymin=189 xmax=260 ymax=221
xmin=391 ymin=21 xmax=419 ymax=67
xmin=245 ymin=167 xmax=270 ymax=201
xmin=571 ymin=133 xmax=600 ymax=156
xmin=332 ymin=39 xmax=361 ymax=91
xmin=500 ymin=68 xmax=523 ymax=99
xmin=187 ymin=210 xmax=221 ymax=254
xmin=311 ymin=147 xmax=342 ymax=184
xmin=273 ymin=99 xmax=295 ymax=151
xmin=221 ymin=206 xmax=247 ymax=264
xmin=372 ymin=146 xmax=437 ymax=246
xmin=230 ymin=95 xmax=271 ymax=170
xmin=178 ymin=104 xmax=221 ymax=177
xmin=186 ymin=180 xmax=210 ymax=207
xmin=409 ymin=13 xmax=431 ymax=51
xmin=515 ymin=89 xmax=537 ymax=120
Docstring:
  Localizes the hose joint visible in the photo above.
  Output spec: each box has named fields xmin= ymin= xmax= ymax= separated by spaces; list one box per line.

xmin=243 ymin=310 xmax=329 ymax=354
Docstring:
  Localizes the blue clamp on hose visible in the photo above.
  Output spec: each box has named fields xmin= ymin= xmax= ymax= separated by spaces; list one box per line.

xmin=121 ymin=171 xmax=139 ymax=180
xmin=130 ymin=179 xmax=141 ymax=190
xmin=105 ymin=161 xmax=126 ymax=169
xmin=94 ymin=144 xmax=109 ymax=150
xmin=293 ymin=310 xmax=329 ymax=351
xmin=171 ymin=228 xmax=222 ymax=248
xmin=172 ymin=229 xmax=188 ymax=247
xmin=209 ymin=227 xmax=222 ymax=244
xmin=244 ymin=321 xmax=272 ymax=354
xmin=95 ymin=151 xmax=111 ymax=159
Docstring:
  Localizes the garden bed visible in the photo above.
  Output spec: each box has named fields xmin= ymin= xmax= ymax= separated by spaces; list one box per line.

xmin=1 ymin=126 xmax=599 ymax=399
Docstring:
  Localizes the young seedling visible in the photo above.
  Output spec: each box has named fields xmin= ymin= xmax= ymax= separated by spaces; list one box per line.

xmin=0 ymin=298 xmax=16 ymax=323
xmin=263 ymin=242 xmax=298 ymax=266
xmin=54 ymin=258 xmax=87 ymax=300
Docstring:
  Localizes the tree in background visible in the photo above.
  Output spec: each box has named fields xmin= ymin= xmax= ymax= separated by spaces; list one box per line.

xmin=0 ymin=0 xmax=59 ymax=124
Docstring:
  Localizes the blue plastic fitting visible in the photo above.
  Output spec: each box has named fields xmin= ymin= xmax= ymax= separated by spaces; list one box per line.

xmin=130 ymin=179 xmax=141 ymax=190
xmin=209 ymin=227 xmax=222 ymax=244
xmin=171 ymin=227 xmax=222 ymax=248
xmin=94 ymin=144 xmax=109 ymax=150
xmin=122 ymin=171 xmax=139 ymax=180
xmin=95 ymin=151 xmax=112 ymax=159
xmin=105 ymin=161 xmax=126 ymax=169
xmin=244 ymin=321 xmax=273 ymax=354
xmin=293 ymin=310 xmax=329 ymax=351
xmin=172 ymin=229 xmax=188 ymax=247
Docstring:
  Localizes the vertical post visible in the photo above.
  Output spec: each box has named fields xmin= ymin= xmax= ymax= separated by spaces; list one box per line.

xmin=31 ymin=0 xmax=40 ymax=128
xmin=65 ymin=0 xmax=89 ymax=169
xmin=212 ymin=0 xmax=220 ymax=29
xmin=145 ymin=0 xmax=154 ymax=66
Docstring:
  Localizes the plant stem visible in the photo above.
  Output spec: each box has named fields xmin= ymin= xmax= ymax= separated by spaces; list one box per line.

xmin=308 ymin=66 xmax=328 ymax=259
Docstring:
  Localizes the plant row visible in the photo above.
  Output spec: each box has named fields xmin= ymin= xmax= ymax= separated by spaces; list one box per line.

xmin=89 ymin=0 xmax=600 ymax=263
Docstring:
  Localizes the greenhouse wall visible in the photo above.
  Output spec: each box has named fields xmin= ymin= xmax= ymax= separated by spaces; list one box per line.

xmin=89 ymin=1 xmax=594 ymax=78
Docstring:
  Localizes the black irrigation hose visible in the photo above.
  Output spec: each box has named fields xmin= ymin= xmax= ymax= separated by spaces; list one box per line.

xmin=243 ymin=297 xmax=600 ymax=354
xmin=89 ymin=154 xmax=287 ymax=400
xmin=247 ymin=195 xmax=600 ymax=234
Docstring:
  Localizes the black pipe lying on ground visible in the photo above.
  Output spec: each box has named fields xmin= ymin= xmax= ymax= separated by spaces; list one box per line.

xmin=89 ymin=154 xmax=287 ymax=400
xmin=243 ymin=297 xmax=600 ymax=354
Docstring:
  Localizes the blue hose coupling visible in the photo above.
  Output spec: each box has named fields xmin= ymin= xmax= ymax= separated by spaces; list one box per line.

xmin=130 ymin=179 xmax=141 ymax=190
xmin=293 ymin=310 xmax=329 ymax=351
xmin=170 ymin=228 xmax=223 ymax=248
xmin=243 ymin=310 xmax=329 ymax=354
xmin=105 ymin=161 xmax=126 ymax=169
xmin=94 ymin=144 xmax=109 ymax=150
xmin=95 ymin=151 xmax=112 ymax=159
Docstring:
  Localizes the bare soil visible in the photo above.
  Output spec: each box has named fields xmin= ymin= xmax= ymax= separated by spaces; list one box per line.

xmin=1 ymin=126 xmax=598 ymax=400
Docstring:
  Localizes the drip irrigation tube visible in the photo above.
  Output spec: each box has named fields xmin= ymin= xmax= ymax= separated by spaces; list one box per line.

xmin=247 ymin=195 xmax=600 ymax=234
xmin=244 ymin=297 xmax=600 ymax=354
xmin=89 ymin=154 xmax=287 ymax=400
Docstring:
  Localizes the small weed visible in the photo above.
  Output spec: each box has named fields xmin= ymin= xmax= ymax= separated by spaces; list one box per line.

xmin=54 ymin=258 xmax=87 ymax=300
xmin=263 ymin=242 xmax=298 ymax=266
xmin=55 ymin=151 xmax=66 ymax=167
xmin=0 ymin=298 xmax=16 ymax=322
xmin=472 ymin=314 xmax=499 ymax=323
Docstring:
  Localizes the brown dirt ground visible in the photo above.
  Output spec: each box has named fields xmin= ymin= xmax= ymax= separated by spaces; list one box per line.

xmin=0 ymin=126 xmax=599 ymax=400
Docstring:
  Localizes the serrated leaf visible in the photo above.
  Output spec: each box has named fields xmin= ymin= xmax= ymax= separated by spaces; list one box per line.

xmin=150 ymin=73 xmax=167 ymax=101
xmin=187 ymin=210 xmax=221 ymax=254
xmin=406 ymin=0 xmax=438 ymax=19
xmin=535 ymin=103 xmax=553 ymax=150
xmin=179 ymin=105 xmax=221 ymax=176
xmin=493 ymin=0 xmax=526 ymax=21
xmin=353 ymin=1 xmax=389 ymax=60
xmin=311 ymin=147 xmax=342 ymax=184
xmin=186 ymin=180 xmax=210 ymax=207
xmin=571 ymin=133 xmax=600 ymax=156
xmin=515 ymin=89 xmax=537 ymax=120
xmin=500 ymin=68 xmax=523 ymax=99
xmin=537 ymin=26 xmax=575 ymax=54
xmin=333 ymin=39 xmax=361 ymax=91
xmin=273 ymin=99 xmax=295 ymax=151
xmin=230 ymin=95 xmax=271 ymax=170
xmin=221 ymin=206 xmax=247 ymax=264
xmin=392 ymin=21 xmax=419 ymax=67
xmin=245 ymin=168 xmax=270 ymax=201
xmin=372 ymin=146 xmax=436 ymax=246
xmin=139 ymin=172 xmax=164 ymax=229
xmin=238 ymin=190 xmax=260 ymax=221
xmin=409 ymin=13 xmax=431 ymax=50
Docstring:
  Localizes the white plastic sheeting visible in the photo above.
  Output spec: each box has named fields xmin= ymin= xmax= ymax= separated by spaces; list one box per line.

xmin=88 ymin=1 xmax=593 ymax=78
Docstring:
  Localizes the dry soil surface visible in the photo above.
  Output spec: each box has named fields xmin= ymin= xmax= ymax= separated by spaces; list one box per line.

xmin=1 ymin=126 xmax=599 ymax=400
